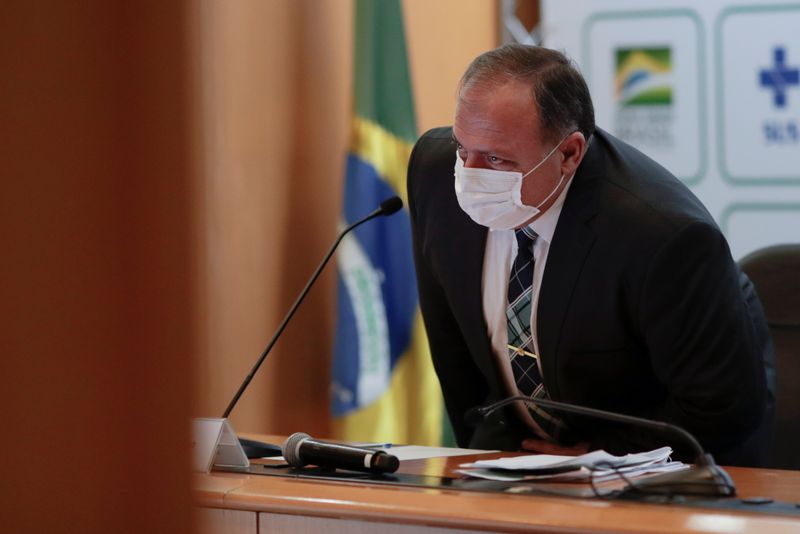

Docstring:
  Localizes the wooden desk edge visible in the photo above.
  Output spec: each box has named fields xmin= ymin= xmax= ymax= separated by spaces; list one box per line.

xmin=192 ymin=434 xmax=800 ymax=534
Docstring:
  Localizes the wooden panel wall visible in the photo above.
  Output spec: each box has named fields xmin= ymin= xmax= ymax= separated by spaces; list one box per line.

xmin=0 ymin=2 xmax=193 ymax=532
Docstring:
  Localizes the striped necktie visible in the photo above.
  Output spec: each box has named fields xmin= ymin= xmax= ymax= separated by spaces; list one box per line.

xmin=506 ymin=227 xmax=563 ymax=439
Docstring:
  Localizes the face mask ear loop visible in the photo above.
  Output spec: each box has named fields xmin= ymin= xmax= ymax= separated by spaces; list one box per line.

xmin=520 ymin=132 xmax=571 ymax=179
xmin=519 ymin=132 xmax=572 ymax=209
xmin=534 ymin=173 xmax=566 ymax=209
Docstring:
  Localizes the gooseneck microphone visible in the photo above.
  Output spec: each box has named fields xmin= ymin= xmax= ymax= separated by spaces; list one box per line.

xmin=282 ymin=432 xmax=400 ymax=474
xmin=222 ymin=197 xmax=404 ymax=458
xmin=467 ymin=396 xmax=735 ymax=497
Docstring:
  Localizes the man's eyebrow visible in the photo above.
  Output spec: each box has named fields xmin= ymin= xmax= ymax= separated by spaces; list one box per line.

xmin=451 ymin=134 xmax=459 ymax=145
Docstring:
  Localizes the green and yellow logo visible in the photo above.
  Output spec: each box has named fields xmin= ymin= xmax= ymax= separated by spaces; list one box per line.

xmin=615 ymin=47 xmax=673 ymax=106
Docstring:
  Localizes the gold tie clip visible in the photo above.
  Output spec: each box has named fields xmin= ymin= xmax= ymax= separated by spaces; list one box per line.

xmin=507 ymin=344 xmax=538 ymax=359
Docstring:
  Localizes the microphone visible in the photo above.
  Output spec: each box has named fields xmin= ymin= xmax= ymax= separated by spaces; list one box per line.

xmin=222 ymin=196 xmax=404 ymax=458
xmin=282 ymin=432 xmax=400 ymax=474
xmin=467 ymin=396 xmax=735 ymax=497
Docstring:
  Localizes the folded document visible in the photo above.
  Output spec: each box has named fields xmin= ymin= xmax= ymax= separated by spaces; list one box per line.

xmin=458 ymin=446 xmax=688 ymax=482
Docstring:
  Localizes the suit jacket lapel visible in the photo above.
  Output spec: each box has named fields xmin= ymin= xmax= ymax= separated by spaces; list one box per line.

xmin=537 ymin=141 xmax=602 ymax=399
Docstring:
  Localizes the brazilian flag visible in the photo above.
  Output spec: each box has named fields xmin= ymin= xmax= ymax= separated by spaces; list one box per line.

xmin=331 ymin=0 xmax=452 ymax=446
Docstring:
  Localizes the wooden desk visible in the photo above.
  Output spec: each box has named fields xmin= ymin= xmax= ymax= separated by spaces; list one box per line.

xmin=194 ymin=435 xmax=800 ymax=534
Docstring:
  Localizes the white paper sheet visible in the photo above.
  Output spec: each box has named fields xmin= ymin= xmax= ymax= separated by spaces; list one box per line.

xmin=457 ymin=460 xmax=689 ymax=482
xmin=463 ymin=446 xmax=674 ymax=472
xmin=457 ymin=446 xmax=687 ymax=482
xmin=373 ymin=445 xmax=496 ymax=461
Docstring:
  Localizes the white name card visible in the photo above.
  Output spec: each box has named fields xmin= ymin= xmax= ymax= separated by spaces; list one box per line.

xmin=191 ymin=417 xmax=250 ymax=472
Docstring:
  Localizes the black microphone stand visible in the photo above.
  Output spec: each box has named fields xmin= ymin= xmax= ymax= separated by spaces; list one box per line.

xmin=223 ymin=197 xmax=403 ymax=458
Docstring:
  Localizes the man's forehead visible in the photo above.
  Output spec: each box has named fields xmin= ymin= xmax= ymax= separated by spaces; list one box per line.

xmin=453 ymin=110 xmax=506 ymax=136
xmin=458 ymin=77 xmax=535 ymax=107
xmin=454 ymin=80 xmax=539 ymax=143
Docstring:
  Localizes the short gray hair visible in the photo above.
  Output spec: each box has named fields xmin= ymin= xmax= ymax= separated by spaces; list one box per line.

xmin=459 ymin=44 xmax=595 ymax=143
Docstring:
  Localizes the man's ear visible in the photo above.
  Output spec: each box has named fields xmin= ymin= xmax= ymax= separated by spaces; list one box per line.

xmin=560 ymin=131 xmax=586 ymax=176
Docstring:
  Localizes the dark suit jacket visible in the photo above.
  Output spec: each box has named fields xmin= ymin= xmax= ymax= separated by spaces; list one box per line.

xmin=408 ymin=127 xmax=776 ymax=467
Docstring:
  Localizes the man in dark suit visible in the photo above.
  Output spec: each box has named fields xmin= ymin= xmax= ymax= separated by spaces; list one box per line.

xmin=408 ymin=45 xmax=775 ymax=466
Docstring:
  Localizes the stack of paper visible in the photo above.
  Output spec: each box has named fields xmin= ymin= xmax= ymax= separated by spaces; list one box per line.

xmin=457 ymin=446 xmax=688 ymax=483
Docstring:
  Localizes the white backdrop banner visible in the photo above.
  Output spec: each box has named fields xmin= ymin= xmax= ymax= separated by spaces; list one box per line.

xmin=542 ymin=0 xmax=800 ymax=259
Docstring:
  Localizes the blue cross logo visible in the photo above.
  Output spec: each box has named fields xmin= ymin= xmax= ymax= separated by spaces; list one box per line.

xmin=759 ymin=47 xmax=799 ymax=108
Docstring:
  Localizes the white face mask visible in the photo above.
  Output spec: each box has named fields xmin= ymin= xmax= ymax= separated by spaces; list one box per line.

xmin=453 ymin=135 xmax=569 ymax=230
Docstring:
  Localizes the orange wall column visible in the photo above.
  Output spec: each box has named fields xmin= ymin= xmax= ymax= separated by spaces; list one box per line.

xmin=0 ymin=2 xmax=194 ymax=532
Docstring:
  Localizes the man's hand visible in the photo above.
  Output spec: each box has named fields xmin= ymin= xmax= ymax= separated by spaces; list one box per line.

xmin=521 ymin=439 xmax=590 ymax=456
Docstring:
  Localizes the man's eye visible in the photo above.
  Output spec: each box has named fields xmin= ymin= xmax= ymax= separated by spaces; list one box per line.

xmin=488 ymin=155 xmax=504 ymax=164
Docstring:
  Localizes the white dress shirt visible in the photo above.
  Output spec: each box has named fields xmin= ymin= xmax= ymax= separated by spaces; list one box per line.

xmin=481 ymin=178 xmax=574 ymax=397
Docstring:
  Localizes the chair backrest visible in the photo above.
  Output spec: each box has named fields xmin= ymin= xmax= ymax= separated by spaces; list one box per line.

xmin=740 ymin=244 xmax=800 ymax=470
